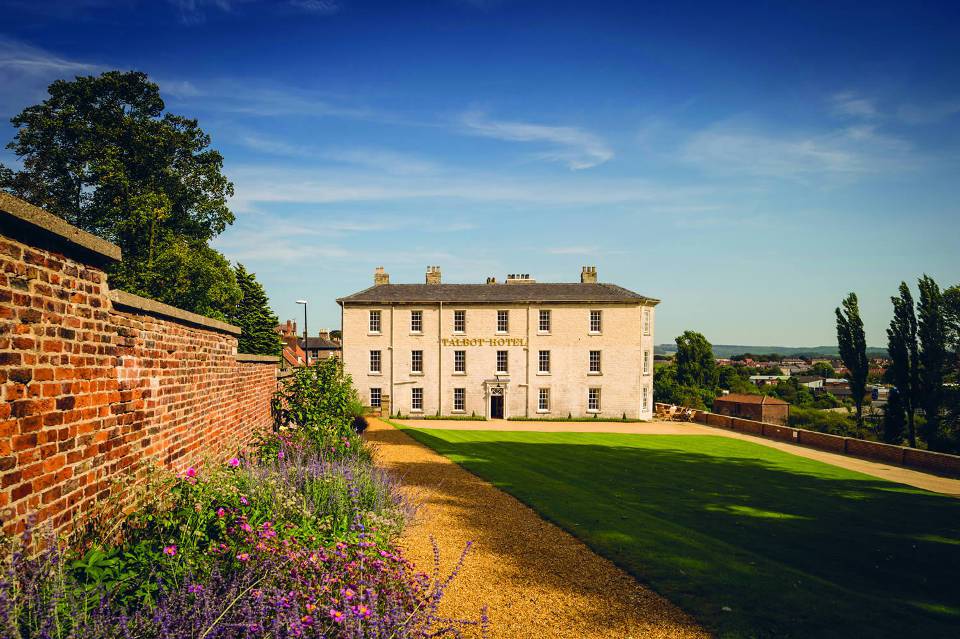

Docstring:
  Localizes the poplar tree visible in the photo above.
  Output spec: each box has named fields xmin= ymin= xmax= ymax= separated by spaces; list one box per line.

xmin=229 ymin=264 xmax=282 ymax=357
xmin=887 ymin=282 xmax=919 ymax=447
xmin=917 ymin=275 xmax=946 ymax=448
xmin=835 ymin=292 xmax=868 ymax=431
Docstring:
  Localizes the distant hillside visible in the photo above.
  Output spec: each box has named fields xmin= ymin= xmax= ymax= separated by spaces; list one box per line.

xmin=655 ymin=344 xmax=889 ymax=358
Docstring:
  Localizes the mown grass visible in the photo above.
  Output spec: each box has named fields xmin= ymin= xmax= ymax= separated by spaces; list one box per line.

xmin=392 ymin=424 xmax=960 ymax=639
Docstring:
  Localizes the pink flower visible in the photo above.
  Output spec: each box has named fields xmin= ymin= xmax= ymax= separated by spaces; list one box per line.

xmin=185 ymin=467 xmax=197 ymax=478
xmin=163 ymin=545 xmax=177 ymax=557
xmin=352 ymin=604 xmax=371 ymax=619
xmin=216 ymin=507 xmax=226 ymax=518
xmin=329 ymin=609 xmax=345 ymax=624
xmin=187 ymin=583 xmax=204 ymax=593
xmin=240 ymin=496 xmax=249 ymax=506
xmin=228 ymin=457 xmax=240 ymax=468
xmin=240 ymin=522 xmax=253 ymax=533
xmin=236 ymin=552 xmax=250 ymax=561
xmin=278 ymin=450 xmax=284 ymax=459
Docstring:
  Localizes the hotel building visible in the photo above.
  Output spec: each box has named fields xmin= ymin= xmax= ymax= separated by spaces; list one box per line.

xmin=337 ymin=266 xmax=659 ymax=419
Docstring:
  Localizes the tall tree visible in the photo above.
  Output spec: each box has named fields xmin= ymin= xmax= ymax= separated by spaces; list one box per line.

xmin=0 ymin=70 xmax=239 ymax=318
xmin=917 ymin=275 xmax=947 ymax=448
xmin=836 ymin=292 xmax=868 ymax=431
xmin=881 ymin=386 xmax=906 ymax=445
xmin=675 ymin=330 xmax=718 ymax=389
xmin=887 ymin=282 xmax=919 ymax=447
xmin=229 ymin=264 xmax=282 ymax=356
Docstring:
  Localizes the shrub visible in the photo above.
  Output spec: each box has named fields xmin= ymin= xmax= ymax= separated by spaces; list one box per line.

xmin=273 ymin=358 xmax=359 ymax=446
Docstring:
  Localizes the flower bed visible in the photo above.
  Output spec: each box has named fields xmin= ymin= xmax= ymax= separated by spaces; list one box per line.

xmin=1 ymin=359 xmax=486 ymax=638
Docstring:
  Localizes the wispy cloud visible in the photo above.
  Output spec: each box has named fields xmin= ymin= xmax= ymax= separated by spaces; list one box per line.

xmin=0 ymin=37 xmax=100 ymax=116
xmin=679 ymin=121 xmax=919 ymax=180
xmin=829 ymin=91 xmax=878 ymax=119
xmin=460 ymin=111 xmax=613 ymax=170
xmin=235 ymin=135 xmax=441 ymax=175
xmin=288 ymin=0 xmax=340 ymax=14
xmin=897 ymin=99 xmax=960 ymax=125
xmin=545 ymin=245 xmax=599 ymax=255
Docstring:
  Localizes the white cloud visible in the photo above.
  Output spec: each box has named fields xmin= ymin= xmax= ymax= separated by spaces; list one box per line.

xmin=679 ymin=121 xmax=919 ymax=179
xmin=460 ymin=111 xmax=613 ymax=170
xmin=288 ymin=0 xmax=340 ymax=13
xmin=830 ymin=92 xmax=878 ymax=119
xmin=0 ymin=37 xmax=101 ymax=116
xmin=897 ymin=99 xmax=960 ymax=125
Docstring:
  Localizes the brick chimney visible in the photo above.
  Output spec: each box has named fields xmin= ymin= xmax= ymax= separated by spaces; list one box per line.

xmin=485 ymin=276 xmax=497 ymax=285
xmin=581 ymin=266 xmax=597 ymax=283
xmin=374 ymin=266 xmax=390 ymax=286
xmin=425 ymin=265 xmax=442 ymax=285
xmin=317 ymin=329 xmax=330 ymax=341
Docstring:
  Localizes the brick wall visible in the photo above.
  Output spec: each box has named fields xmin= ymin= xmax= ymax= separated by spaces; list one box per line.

xmin=0 ymin=194 xmax=277 ymax=536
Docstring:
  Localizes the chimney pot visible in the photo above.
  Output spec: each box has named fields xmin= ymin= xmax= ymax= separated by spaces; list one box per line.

xmin=581 ymin=266 xmax=598 ymax=283
xmin=374 ymin=266 xmax=390 ymax=286
xmin=425 ymin=265 xmax=442 ymax=285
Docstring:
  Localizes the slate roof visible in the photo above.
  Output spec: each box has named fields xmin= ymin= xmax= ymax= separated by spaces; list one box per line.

xmin=337 ymin=283 xmax=658 ymax=305
xmin=713 ymin=393 xmax=788 ymax=405
xmin=300 ymin=337 xmax=341 ymax=350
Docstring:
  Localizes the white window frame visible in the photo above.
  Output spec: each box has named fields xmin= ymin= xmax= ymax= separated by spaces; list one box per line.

xmin=589 ymin=350 xmax=601 ymax=374
xmin=411 ymin=387 xmax=423 ymax=412
xmin=370 ymin=387 xmax=381 ymax=408
xmin=642 ymin=385 xmax=649 ymax=411
xmin=410 ymin=310 xmax=423 ymax=333
xmin=588 ymin=387 xmax=601 ymax=412
xmin=497 ymin=310 xmax=509 ymax=333
xmin=496 ymin=350 xmax=508 ymax=374
xmin=538 ymin=387 xmax=550 ymax=412
xmin=538 ymin=350 xmax=551 ymax=374
xmin=453 ymin=388 xmax=465 ymax=412
xmin=590 ymin=310 xmax=602 ymax=333
xmin=538 ymin=309 xmax=551 ymax=333
xmin=643 ymin=308 xmax=651 ymax=336
xmin=369 ymin=310 xmax=381 ymax=334
xmin=453 ymin=310 xmax=466 ymax=334
xmin=643 ymin=350 xmax=651 ymax=375
xmin=369 ymin=350 xmax=381 ymax=374
xmin=411 ymin=349 xmax=423 ymax=374
xmin=454 ymin=350 xmax=466 ymax=374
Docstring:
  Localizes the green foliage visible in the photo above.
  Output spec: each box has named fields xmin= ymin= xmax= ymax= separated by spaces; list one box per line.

xmin=0 ymin=70 xmax=238 ymax=319
xmin=675 ymin=330 xmax=718 ymax=389
xmin=228 ymin=263 xmax=281 ymax=355
xmin=788 ymin=406 xmax=859 ymax=437
xmin=835 ymin=292 xmax=869 ymax=430
xmin=807 ymin=362 xmax=836 ymax=378
xmin=273 ymin=358 xmax=360 ymax=447
xmin=653 ymin=363 xmax=716 ymax=410
xmin=917 ymin=275 xmax=947 ymax=449
xmin=887 ymin=282 xmax=920 ymax=447
xmin=882 ymin=387 xmax=907 ymax=445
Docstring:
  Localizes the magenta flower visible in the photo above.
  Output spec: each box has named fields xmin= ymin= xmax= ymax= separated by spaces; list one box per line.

xmin=228 ymin=457 xmax=240 ymax=468
xmin=352 ymin=604 xmax=371 ymax=619
xmin=163 ymin=545 xmax=177 ymax=557
xmin=185 ymin=467 xmax=197 ymax=478
xmin=187 ymin=583 xmax=204 ymax=593
xmin=240 ymin=496 xmax=249 ymax=506
xmin=216 ymin=507 xmax=226 ymax=518
xmin=236 ymin=552 xmax=250 ymax=562
xmin=329 ymin=609 xmax=345 ymax=624
xmin=278 ymin=450 xmax=284 ymax=459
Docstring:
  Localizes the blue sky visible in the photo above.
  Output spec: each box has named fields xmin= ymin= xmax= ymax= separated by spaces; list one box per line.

xmin=2 ymin=0 xmax=959 ymax=347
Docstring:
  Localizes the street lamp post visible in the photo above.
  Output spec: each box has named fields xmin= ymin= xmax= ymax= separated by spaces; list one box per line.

xmin=296 ymin=300 xmax=308 ymax=365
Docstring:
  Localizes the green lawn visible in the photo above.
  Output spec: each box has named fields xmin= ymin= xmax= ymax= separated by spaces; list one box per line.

xmin=395 ymin=425 xmax=960 ymax=639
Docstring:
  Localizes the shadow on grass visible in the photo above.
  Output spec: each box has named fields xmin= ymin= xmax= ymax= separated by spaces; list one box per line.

xmin=370 ymin=425 xmax=960 ymax=639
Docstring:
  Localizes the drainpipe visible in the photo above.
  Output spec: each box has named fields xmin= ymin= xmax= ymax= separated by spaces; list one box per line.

xmin=526 ymin=304 xmax=531 ymax=417
xmin=389 ymin=305 xmax=395 ymax=416
xmin=438 ymin=300 xmax=443 ymax=416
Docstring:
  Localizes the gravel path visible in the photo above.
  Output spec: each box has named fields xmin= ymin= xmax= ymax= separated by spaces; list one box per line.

xmin=364 ymin=417 xmax=709 ymax=639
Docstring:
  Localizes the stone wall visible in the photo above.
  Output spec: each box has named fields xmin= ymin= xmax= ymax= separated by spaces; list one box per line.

xmin=0 ymin=194 xmax=277 ymax=536
xmin=655 ymin=402 xmax=960 ymax=478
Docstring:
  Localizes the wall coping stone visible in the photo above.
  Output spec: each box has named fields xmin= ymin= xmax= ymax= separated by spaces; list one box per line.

xmin=0 ymin=192 xmax=122 ymax=263
xmin=235 ymin=353 xmax=279 ymax=364
xmin=110 ymin=289 xmax=241 ymax=335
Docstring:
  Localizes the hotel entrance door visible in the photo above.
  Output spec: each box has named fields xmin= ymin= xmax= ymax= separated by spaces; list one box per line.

xmin=490 ymin=395 xmax=504 ymax=419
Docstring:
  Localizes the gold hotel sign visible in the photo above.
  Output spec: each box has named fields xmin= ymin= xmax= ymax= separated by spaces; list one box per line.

xmin=442 ymin=337 xmax=527 ymax=347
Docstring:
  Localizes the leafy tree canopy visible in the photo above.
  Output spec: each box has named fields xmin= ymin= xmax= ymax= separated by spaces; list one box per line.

xmin=0 ymin=70 xmax=239 ymax=318
xmin=675 ymin=330 xmax=718 ymax=389
xmin=229 ymin=264 xmax=282 ymax=357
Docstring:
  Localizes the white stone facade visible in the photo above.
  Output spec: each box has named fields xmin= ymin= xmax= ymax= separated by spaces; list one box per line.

xmin=339 ymin=269 xmax=658 ymax=420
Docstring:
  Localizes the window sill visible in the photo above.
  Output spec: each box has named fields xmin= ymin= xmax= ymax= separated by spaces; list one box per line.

xmin=410 ymin=372 xmax=424 ymax=376
xmin=409 ymin=332 xmax=423 ymax=336
xmin=495 ymin=331 xmax=508 ymax=335
xmin=536 ymin=371 xmax=551 ymax=376
xmin=452 ymin=410 xmax=466 ymax=414
xmin=536 ymin=331 xmax=551 ymax=336
xmin=410 ymin=409 xmax=423 ymax=414
xmin=368 ymin=371 xmax=383 ymax=376
xmin=452 ymin=371 xmax=467 ymax=376
xmin=536 ymin=409 xmax=550 ymax=414
xmin=495 ymin=371 xmax=509 ymax=376
xmin=587 ymin=409 xmax=602 ymax=414
xmin=588 ymin=371 xmax=603 ymax=376
xmin=588 ymin=331 xmax=602 ymax=336
xmin=367 ymin=332 xmax=382 ymax=337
